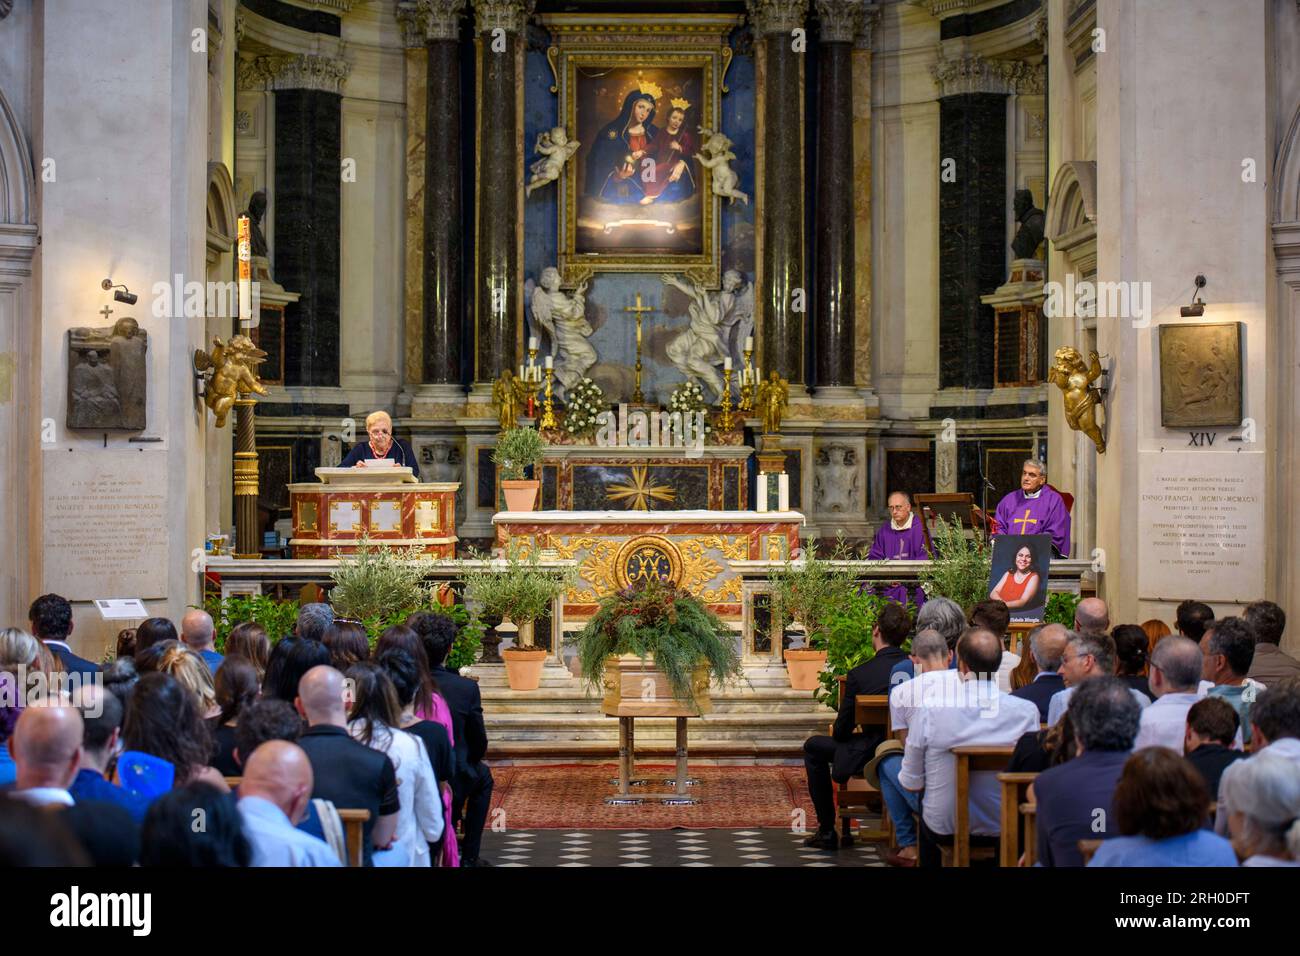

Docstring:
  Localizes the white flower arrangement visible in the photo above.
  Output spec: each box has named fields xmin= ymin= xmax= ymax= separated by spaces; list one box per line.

xmin=667 ymin=380 xmax=713 ymax=437
xmin=563 ymin=377 xmax=607 ymax=441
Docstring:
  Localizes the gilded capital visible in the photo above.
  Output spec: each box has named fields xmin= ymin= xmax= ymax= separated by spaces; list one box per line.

xmin=746 ymin=0 xmax=810 ymax=35
xmin=473 ymin=0 xmax=532 ymax=35
xmin=815 ymin=0 xmax=862 ymax=44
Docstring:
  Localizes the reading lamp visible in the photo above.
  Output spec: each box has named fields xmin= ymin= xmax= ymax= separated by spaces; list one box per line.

xmin=1180 ymin=275 xmax=1206 ymax=318
xmin=101 ymin=278 xmax=138 ymax=305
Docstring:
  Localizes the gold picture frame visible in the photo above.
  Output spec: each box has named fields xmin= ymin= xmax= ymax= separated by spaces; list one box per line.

xmin=1158 ymin=322 xmax=1243 ymax=429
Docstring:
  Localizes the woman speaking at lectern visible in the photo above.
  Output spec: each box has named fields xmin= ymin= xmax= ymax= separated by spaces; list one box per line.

xmin=339 ymin=410 xmax=421 ymax=480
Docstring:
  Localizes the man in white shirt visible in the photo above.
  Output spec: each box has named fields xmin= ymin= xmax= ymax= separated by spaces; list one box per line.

xmin=1215 ymin=678 xmax=1300 ymax=836
xmin=877 ymin=629 xmax=963 ymax=867
xmin=1047 ymin=631 xmax=1151 ymax=726
xmin=899 ymin=627 xmax=1041 ymax=868
xmin=968 ymin=600 xmax=1020 ymax=693
xmin=237 ymin=740 xmax=341 ymax=867
xmin=8 ymin=705 xmax=83 ymax=807
xmin=1134 ymin=636 xmax=1205 ymax=751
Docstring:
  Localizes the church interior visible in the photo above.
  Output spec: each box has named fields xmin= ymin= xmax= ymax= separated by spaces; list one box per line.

xmin=2 ymin=0 xmax=1300 ymax=882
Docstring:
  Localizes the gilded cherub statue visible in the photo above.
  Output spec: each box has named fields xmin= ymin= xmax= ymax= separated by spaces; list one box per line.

xmin=1048 ymin=346 xmax=1106 ymax=453
xmin=492 ymin=369 xmax=531 ymax=432
xmin=194 ymin=334 xmax=268 ymax=428
xmin=755 ymin=371 xmax=789 ymax=435
xmin=525 ymin=127 xmax=580 ymax=199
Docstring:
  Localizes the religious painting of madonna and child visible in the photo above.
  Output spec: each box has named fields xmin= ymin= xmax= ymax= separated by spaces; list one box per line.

xmin=561 ymin=56 xmax=720 ymax=276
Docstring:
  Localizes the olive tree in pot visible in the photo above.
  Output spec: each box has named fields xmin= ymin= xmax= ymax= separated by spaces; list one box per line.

xmin=493 ymin=425 xmax=547 ymax=512
xmin=460 ymin=543 xmax=576 ymax=691
xmin=767 ymin=537 xmax=860 ymax=691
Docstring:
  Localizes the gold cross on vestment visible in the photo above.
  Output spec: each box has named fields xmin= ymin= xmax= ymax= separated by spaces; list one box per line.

xmin=1012 ymin=508 xmax=1038 ymax=534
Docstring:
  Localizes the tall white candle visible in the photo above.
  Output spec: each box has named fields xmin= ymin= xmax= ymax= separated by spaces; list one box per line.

xmin=778 ymin=473 xmax=790 ymax=512
xmin=519 ymin=364 xmax=525 ymax=379
xmin=545 ymin=355 xmax=553 ymax=369
xmin=744 ymin=335 xmax=753 ymax=351
xmin=724 ymin=356 xmax=732 ymax=371
xmin=529 ymin=336 xmax=538 ymax=350
xmin=756 ymin=472 xmax=768 ymax=512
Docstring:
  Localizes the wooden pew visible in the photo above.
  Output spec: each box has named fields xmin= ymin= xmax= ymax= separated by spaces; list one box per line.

xmin=832 ymin=676 xmax=894 ymax=845
xmin=996 ymin=772 xmax=1038 ymax=866
xmin=337 ymin=808 xmax=372 ymax=867
xmin=1021 ymin=802 xmax=1038 ymax=866
xmin=947 ymin=745 xmax=1016 ymax=867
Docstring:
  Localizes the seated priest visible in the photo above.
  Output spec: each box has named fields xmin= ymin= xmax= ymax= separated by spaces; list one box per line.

xmin=340 ymin=411 xmax=420 ymax=480
xmin=993 ymin=458 xmax=1070 ymax=557
xmin=866 ymin=491 xmax=929 ymax=608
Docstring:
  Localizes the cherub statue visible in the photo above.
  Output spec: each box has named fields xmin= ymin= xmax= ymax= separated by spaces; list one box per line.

xmin=194 ymin=334 xmax=268 ymax=428
xmin=525 ymin=127 xmax=580 ymax=199
xmin=1048 ymin=346 xmax=1106 ymax=453
xmin=755 ymin=371 xmax=789 ymax=435
xmin=492 ymin=369 xmax=531 ymax=432
xmin=695 ymin=128 xmax=749 ymax=205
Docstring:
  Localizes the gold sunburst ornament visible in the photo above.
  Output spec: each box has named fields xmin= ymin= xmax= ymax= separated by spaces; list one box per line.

xmin=606 ymin=466 xmax=676 ymax=511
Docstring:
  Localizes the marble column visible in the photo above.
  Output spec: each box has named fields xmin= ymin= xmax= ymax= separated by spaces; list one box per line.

xmin=813 ymin=1 xmax=859 ymax=388
xmin=267 ymin=54 xmax=350 ymax=388
xmin=473 ymin=0 xmax=529 ymax=385
xmin=932 ymin=54 xmax=1008 ymax=391
xmin=749 ymin=0 xmax=809 ymax=384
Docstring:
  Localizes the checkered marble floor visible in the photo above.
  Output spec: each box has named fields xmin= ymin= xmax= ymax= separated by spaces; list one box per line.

xmin=480 ymin=829 xmax=888 ymax=867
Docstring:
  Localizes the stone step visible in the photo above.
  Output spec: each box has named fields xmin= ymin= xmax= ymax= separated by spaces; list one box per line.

xmin=486 ymin=740 xmax=805 ymax=764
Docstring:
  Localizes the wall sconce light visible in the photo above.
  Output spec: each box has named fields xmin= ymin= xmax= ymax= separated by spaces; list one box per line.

xmin=1180 ymin=275 xmax=1207 ymax=317
xmin=101 ymin=278 xmax=138 ymax=306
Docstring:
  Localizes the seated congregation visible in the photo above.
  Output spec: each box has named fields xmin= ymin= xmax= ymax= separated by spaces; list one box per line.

xmin=0 ymin=595 xmax=493 ymax=867
xmin=801 ymin=596 xmax=1300 ymax=868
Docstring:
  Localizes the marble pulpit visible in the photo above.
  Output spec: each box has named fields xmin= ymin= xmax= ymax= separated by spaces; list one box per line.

xmin=289 ymin=467 xmax=459 ymax=557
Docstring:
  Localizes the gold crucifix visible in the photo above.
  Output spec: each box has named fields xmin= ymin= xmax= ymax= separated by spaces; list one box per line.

xmin=623 ymin=292 xmax=654 ymax=404
xmin=1012 ymin=508 xmax=1038 ymax=533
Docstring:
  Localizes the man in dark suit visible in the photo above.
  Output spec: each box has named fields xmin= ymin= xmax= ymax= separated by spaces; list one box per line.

xmin=1011 ymin=623 xmax=1069 ymax=721
xmin=1031 ymin=677 xmax=1140 ymax=866
xmin=29 ymin=594 xmax=99 ymax=678
xmin=408 ymin=612 xmax=494 ymax=867
xmin=801 ymin=602 xmax=913 ymax=850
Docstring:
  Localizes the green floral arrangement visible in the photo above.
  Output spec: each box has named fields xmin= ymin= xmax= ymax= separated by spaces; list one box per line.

xmin=459 ymin=542 xmax=577 ymax=646
xmin=767 ymin=535 xmax=860 ymax=650
xmin=492 ymin=425 xmax=547 ymax=480
xmin=917 ymin=516 xmax=992 ymax=612
xmin=815 ymin=590 xmax=900 ymax=709
xmin=1044 ymin=591 xmax=1081 ymax=627
xmin=202 ymin=593 xmax=301 ymax=651
xmin=562 ymin=377 xmax=607 ymax=441
xmin=329 ymin=536 xmax=429 ymax=625
xmin=667 ymin=379 xmax=713 ymax=437
xmin=570 ymin=577 xmax=742 ymax=708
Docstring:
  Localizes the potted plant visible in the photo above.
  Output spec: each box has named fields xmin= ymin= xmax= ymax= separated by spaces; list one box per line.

xmin=493 ymin=425 xmax=547 ymax=512
xmin=917 ymin=516 xmax=992 ymax=612
xmin=460 ymin=543 xmax=576 ymax=690
xmin=768 ymin=536 xmax=860 ymax=690
xmin=815 ymin=590 xmax=895 ymax=709
xmin=571 ymin=577 xmax=743 ymax=714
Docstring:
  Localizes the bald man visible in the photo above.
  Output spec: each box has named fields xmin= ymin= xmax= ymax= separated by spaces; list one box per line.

xmin=237 ymin=740 xmax=340 ymax=867
xmin=1134 ymin=636 xmax=1208 ymax=751
xmin=295 ymin=666 xmax=400 ymax=864
xmin=1073 ymin=597 xmax=1110 ymax=634
xmin=1011 ymin=623 xmax=1071 ymax=721
xmin=180 ymin=609 xmax=223 ymax=674
xmin=10 ymin=706 xmax=84 ymax=806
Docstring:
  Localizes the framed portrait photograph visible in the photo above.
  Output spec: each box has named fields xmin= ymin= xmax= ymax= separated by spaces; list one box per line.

xmin=557 ymin=52 xmax=722 ymax=282
xmin=987 ymin=534 xmax=1053 ymax=623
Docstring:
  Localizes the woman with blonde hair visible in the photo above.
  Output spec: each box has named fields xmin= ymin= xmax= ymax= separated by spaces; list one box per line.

xmin=157 ymin=643 xmax=221 ymax=719
xmin=0 ymin=628 xmax=42 ymax=787
xmin=0 ymin=627 xmax=41 ymax=673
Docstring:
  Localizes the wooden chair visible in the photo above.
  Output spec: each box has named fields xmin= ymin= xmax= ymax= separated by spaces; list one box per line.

xmin=1021 ymin=802 xmax=1038 ymax=866
xmin=337 ymin=808 xmax=371 ymax=867
xmin=831 ymin=677 xmax=895 ymax=845
xmin=945 ymin=745 xmax=1016 ymax=866
xmin=996 ymin=772 xmax=1039 ymax=866
xmin=224 ymin=776 xmax=242 ymax=789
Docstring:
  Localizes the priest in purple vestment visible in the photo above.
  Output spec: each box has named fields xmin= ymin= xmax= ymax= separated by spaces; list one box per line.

xmin=866 ymin=492 xmax=930 ymax=608
xmin=993 ymin=458 xmax=1071 ymax=557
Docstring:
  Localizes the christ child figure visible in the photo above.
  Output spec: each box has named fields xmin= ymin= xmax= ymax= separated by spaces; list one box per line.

xmin=639 ymin=100 xmax=697 ymax=205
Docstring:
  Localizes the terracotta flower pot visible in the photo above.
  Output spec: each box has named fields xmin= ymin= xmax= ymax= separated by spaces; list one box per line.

xmin=502 ymin=645 xmax=547 ymax=691
xmin=501 ymin=479 xmax=540 ymax=512
xmin=785 ymin=648 xmax=827 ymax=691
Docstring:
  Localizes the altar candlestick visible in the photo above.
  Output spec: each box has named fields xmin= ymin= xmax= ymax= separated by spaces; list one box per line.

xmin=719 ymin=365 xmax=735 ymax=431
xmin=756 ymin=472 xmax=768 ymax=512
xmin=744 ymin=335 xmax=753 ymax=351
xmin=528 ymin=336 xmax=538 ymax=351
xmin=724 ymin=356 xmax=732 ymax=371
xmin=540 ymin=365 xmax=557 ymax=430
xmin=545 ymin=355 xmax=553 ymax=369
xmin=778 ymin=473 xmax=790 ymax=512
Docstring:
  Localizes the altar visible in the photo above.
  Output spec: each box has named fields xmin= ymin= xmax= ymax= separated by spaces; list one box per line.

xmin=288 ymin=467 xmax=460 ymax=558
xmin=494 ymin=509 xmax=804 ymax=622
xmin=535 ymin=443 xmax=752 ymax=512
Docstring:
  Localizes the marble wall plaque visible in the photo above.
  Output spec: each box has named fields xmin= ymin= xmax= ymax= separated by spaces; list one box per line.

xmin=43 ymin=451 xmax=169 ymax=600
xmin=1138 ymin=450 xmax=1264 ymax=602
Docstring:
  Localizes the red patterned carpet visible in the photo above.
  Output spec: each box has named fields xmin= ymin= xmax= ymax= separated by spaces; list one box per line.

xmin=488 ymin=764 xmax=817 ymax=829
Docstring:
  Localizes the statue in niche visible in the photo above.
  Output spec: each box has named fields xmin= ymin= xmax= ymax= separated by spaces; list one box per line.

xmin=814 ymin=445 xmax=860 ymax=514
xmin=66 ymin=318 xmax=148 ymax=431
xmin=1010 ymin=187 xmax=1046 ymax=260
xmin=525 ymin=127 xmax=581 ymax=199
xmin=243 ymin=189 xmax=269 ymax=259
xmin=717 ymin=269 xmax=755 ymax=368
xmin=695 ymin=128 xmax=749 ymax=205
xmin=528 ymin=267 xmax=595 ymax=402
xmin=662 ymin=273 xmax=728 ymax=401
xmin=321 ymin=432 xmax=343 ymax=468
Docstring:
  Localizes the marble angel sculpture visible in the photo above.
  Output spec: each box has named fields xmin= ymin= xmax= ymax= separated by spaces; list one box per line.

xmin=525 ymin=127 xmax=580 ymax=199
xmin=662 ymin=273 xmax=728 ymax=402
xmin=695 ymin=128 xmax=749 ymax=205
xmin=716 ymin=269 xmax=755 ymax=367
xmin=528 ymin=266 xmax=595 ymax=401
